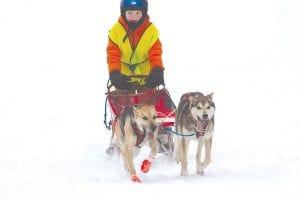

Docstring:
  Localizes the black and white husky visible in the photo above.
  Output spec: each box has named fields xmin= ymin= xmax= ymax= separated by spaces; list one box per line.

xmin=174 ymin=92 xmax=215 ymax=176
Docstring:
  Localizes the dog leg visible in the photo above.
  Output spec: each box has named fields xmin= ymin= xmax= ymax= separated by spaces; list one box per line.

xmin=149 ymin=135 xmax=159 ymax=159
xmin=114 ymin=143 xmax=121 ymax=157
xmin=196 ymin=138 xmax=212 ymax=175
xmin=167 ymin=134 xmax=174 ymax=159
xmin=203 ymin=138 xmax=212 ymax=168
xmin=124 ymin=145 xmax=140 ymax=182
xmin=174 ymin=137 xmax=182 ymax=163
xmin=114 ymin=124 xmax=127 ymax=170
xmin=180 ymin=138 xmax=190 ymax=176
xmin=141 ymin=135 xmax=158 ymax=173
xmin=121 ymin=150 xmax=129 ymax=171
xmin=196 ymin=138 xmax=205 ymax=175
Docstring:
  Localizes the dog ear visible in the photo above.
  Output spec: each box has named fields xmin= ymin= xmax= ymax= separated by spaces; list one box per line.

xmin=188 ymin=95 xmax=194 ymax=102
xmin=206 ymin=93 xmax=214 ymax=101
xmin=150 ymin=105 xmax=156 ymax=111
xmin=188 ymin=96 xmax=195 ymax=109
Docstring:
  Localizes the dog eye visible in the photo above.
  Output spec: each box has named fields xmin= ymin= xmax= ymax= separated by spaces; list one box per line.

xmin=207 ymin=106 xmax=211 ymax=109
xmin=197 ymin=106 xmax=201 ymax=110
xmin=153 ymin=116 xmax=157 ymax=120
xmin=143 ymin=116 xmax=148 ymax=120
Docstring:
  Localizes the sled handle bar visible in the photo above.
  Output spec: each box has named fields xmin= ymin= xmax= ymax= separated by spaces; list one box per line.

xmin=106 ymin=75 xmax=148 ymax=90
xmin=127 ymin=75 xmax=148 ymax=79
xmin=106 ymin=74 xmax=165 ymax=90
xmin=127 ymin=75 xmax=165 ymax=90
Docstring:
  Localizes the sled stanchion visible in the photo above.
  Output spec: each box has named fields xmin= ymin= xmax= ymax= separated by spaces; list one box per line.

xmin=104 ymin=96 xmax=112 ymax=130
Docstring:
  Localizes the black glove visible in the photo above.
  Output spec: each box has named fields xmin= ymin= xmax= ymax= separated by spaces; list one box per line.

xmin=109 ymin=70 xmax=132 ymax=90
xmin=145 ymin=67 xmax=164 ymax=89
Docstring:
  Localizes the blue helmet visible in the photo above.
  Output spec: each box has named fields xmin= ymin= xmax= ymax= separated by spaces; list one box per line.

xmin=120 ymin=0 xmax=148 ymax=10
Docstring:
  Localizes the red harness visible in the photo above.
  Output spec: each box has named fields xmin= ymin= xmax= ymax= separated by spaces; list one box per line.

xmin=194 ymin=119 xmax=209 ymax=138
xmin=131 ymin=122 xmax=146 ymax=148
xmin=131 ymin=122 xmax=154 ymax=148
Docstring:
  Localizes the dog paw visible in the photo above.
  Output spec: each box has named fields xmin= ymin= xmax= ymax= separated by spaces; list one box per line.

xmin=131 ymin=175 xmax=142 ymax=183
xmin=105 ymin=146 xmax=114 ymax=156
xmin=180 ymin=170 xmax=189 ymax=176
xmin=174 ymin=155 xmax=181 ymax=163
xmin=197 ymin=161 xmax=210 ymax=172
xmin=141 ymin=159 xmax=152 ymax=173
xmin=197 ymin=170 xmax=205 ymax=176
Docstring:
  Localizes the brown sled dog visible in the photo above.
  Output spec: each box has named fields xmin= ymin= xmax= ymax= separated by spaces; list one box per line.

xmin=174 ymin=92 xmax=215 ymax=176
xmin=114 ymin=104 xmax=159 ymax=182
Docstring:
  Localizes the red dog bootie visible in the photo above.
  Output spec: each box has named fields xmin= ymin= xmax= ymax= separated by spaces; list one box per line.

xmin=131 ymin=175 xmax=142 ymax=183
xmin=141 ymin=159 xmax=152 ymax=173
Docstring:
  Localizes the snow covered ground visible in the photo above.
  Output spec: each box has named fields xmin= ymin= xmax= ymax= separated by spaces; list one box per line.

xmin=0 ymin=0 xmax=300 ymax=199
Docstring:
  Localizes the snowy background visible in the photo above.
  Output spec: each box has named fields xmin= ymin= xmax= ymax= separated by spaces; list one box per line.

xmin=1 ymin=0 xmax=300 ymax=199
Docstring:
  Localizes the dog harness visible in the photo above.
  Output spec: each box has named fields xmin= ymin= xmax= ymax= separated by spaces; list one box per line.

xmin=132 ymin=122 xmax=146 ymax=148
xmin=132 ymin=122 xmax=155 ymax=148
xmin=120 ymin=121 xmax=153 ymax=148
xmin=193 ymin=119 xmax=209 ymax=138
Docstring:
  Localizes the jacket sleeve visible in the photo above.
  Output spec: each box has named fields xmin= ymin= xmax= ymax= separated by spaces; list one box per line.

xmin=148 ymin=39 xmax=164 ymax=70
xmin=107 ymin=39 xmax=121 ymax=73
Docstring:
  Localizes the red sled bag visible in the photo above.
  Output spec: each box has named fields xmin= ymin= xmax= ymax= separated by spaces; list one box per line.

xmin=105 ymin=88 xmax=176 ymax=128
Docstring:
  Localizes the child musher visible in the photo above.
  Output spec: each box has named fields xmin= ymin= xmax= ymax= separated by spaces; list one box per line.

xmin=106 ymin=0 xmax=173 ymax=164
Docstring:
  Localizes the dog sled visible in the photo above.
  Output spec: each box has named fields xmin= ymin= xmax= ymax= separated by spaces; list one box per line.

xmin=104 ymin=75 xmax=176 ymax=155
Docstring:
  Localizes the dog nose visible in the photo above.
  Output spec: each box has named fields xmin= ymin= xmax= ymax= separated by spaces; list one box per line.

xmin=151 ymin=125 xmax=157 ymax=132
xmin=202 ymin=114 xmax=208 ymax=119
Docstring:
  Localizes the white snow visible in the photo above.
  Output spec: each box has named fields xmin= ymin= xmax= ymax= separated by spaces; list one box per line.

xmin=1 ymin=0 xmax=300 ymax=199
